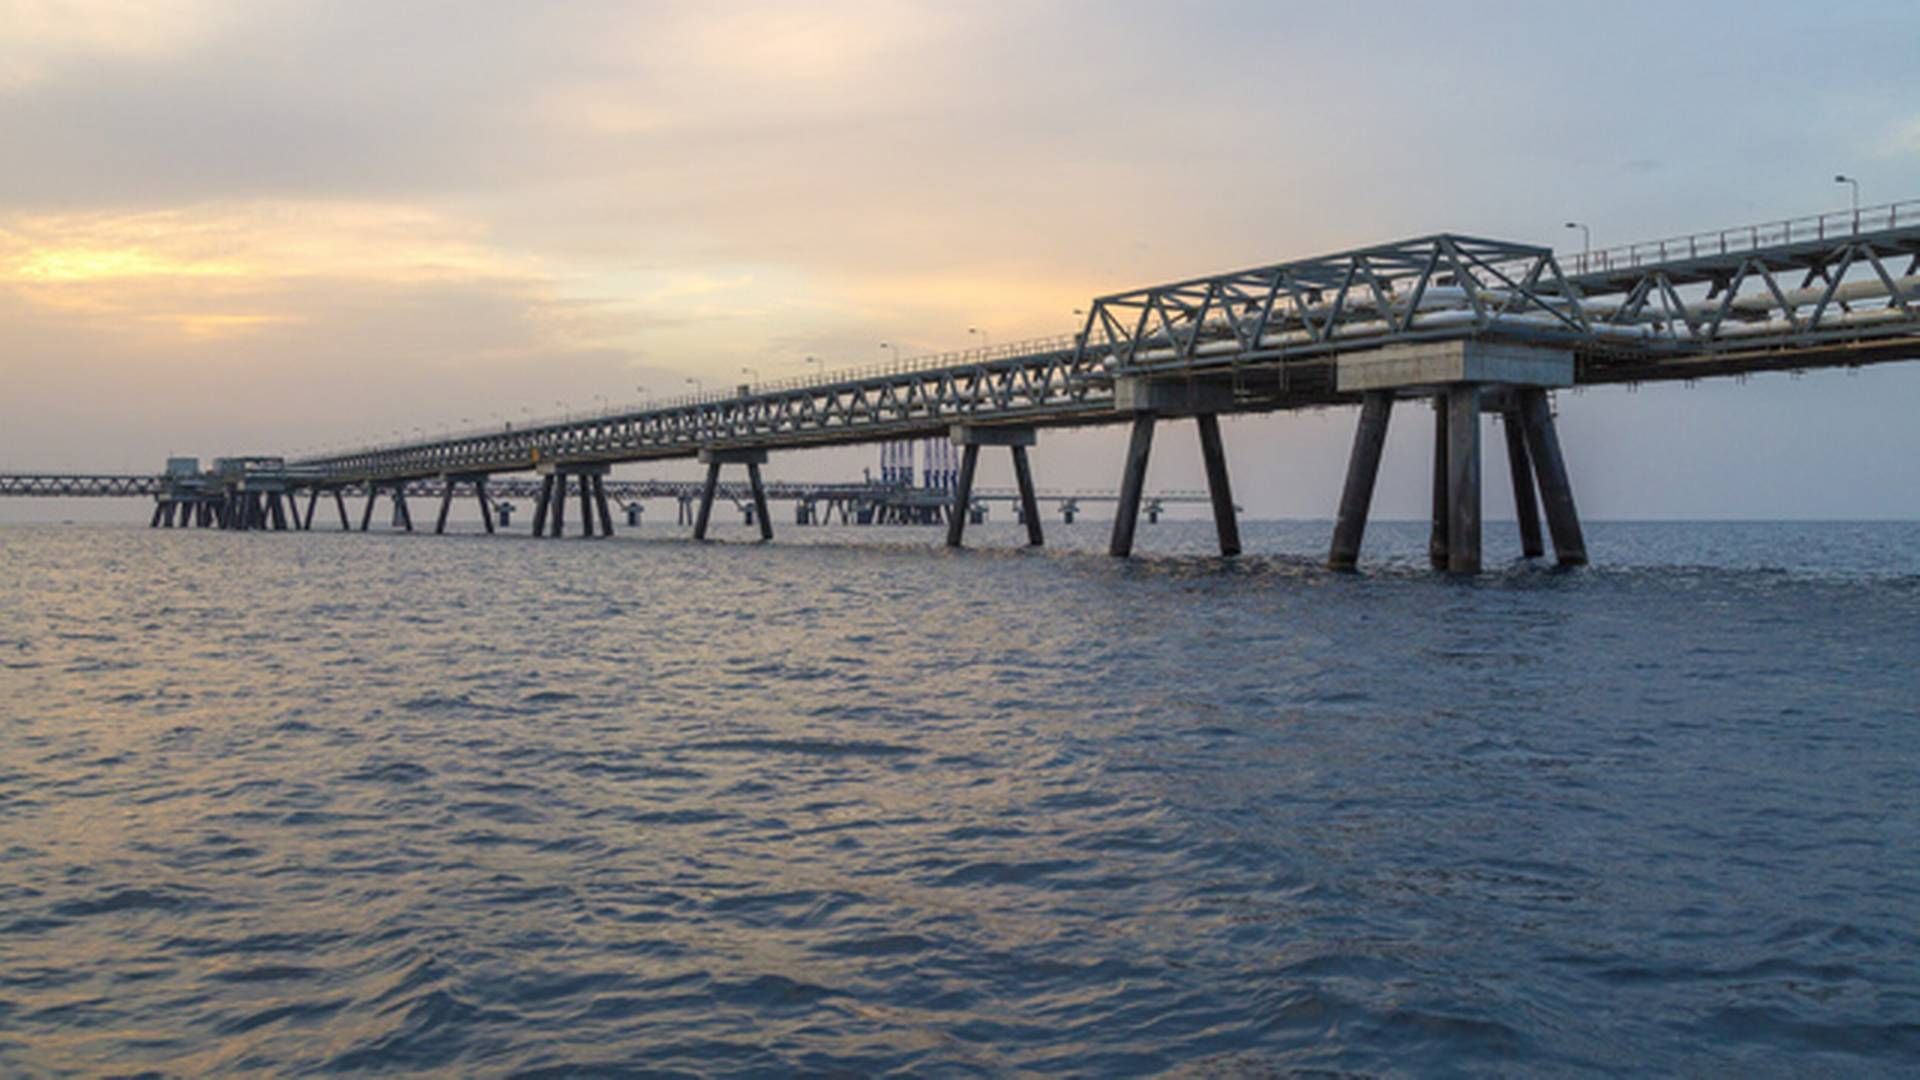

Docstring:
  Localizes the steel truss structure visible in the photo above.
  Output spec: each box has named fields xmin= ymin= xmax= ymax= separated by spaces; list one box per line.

xmin=286 ymin=213 xmax=1919 ymax=490
xmin=1077 ymin=223 xmax=1920 ymax=381
xmin=301 ymin=348 xmax=1113 ymax=483
xmin=0 ymin=474 xmax=168 ymax=497
xmin=7 ymin=202 xmax=1920 ymax=571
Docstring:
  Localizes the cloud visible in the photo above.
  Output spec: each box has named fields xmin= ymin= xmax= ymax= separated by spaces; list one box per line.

xmin=1 ymin=0 xmax=1918 ymax=517
xmin=0 ymin=0 xmax=224 ymax=89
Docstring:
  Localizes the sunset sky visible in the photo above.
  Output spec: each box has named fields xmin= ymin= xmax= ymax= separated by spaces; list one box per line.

xmin=4 ymin=0 xmax=1919 ymax=519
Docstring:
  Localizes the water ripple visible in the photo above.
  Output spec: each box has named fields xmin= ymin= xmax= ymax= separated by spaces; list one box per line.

xmin=0 ymin=521 xmax=1916 ymax=1074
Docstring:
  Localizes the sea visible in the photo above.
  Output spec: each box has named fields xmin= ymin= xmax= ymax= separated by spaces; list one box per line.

xmin=2 ymin=519 xmax=1916 ymax=1076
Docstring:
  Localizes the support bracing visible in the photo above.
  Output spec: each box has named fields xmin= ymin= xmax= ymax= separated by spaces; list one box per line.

xmin=693 ymin=461 xmax=721 ymax=540
xmin=1328 ymin=391 xmax=1395 ymax=571
xmin=436 ymin=479 xmax=455 ymax=535
xmin=747 ymin=463 xmax=772 ymax=542
xmin=334 ymin=491 xmax=350 ymax=531
xmin=1502 ymin=411 xmax=1545 ymax=559
xmin=945 ymin=443 xmax=981 ymax=548
xmin=1109 ymin=413 xmax=1157 ymax=557
xmin=532 ymin=474 xmax=554 ymax=536
xmin=1011 ymin=445 xmax=1043 ymax=547
xmin=393 ymin=490 xmax=413 ymax=533
xmin=1516 ymin=388 xmax=1587 ymax=567
xmin=1195 ymin=413 xmax=1241 ymax=557
xmin=304 ymin=490 xmax=319 ymax=531
xmin=361 ymin=487 xmax=378 ymax=532
xmin=268 ymin=493 xmax=288 ymax=531
xmin=1446 ymin=385 xmax=1482 ymax=575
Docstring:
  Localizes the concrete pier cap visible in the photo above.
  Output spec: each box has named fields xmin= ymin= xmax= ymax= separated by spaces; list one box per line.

xmin=535 ymin=461 xmax=611 ymax=476
xmin=697 ymin=447 xmax=769 ymax=465
xmin=949 ymin=424 xmax=1036 ymax=447
xmin=1335 ymin=340 xmax=1573 ymax=394
xmin=1114 ymin=376 xmax=1235 ymax=415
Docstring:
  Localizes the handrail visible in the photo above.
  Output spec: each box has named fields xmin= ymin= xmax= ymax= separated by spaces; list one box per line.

xmin=300 ymin=329 xmax=1095 ymax=463
xmin=1564 ymin=199 xmax=1920 ymax=276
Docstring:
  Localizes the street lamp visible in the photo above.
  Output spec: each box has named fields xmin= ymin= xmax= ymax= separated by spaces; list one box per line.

xmin=1564 ymin=221 xmax=1591 ymax=269
xmin=968 ymin=326 xmax=989 ymax=351
xmin=740 ymin=366 xmax=758 ymax=385
xmin=686 ymin=377 xmax=703 ymax=396
xmin=1835 ymin=174 xmax=1860 ymax=224
xmin=879 ymin=341 xmax=900 ymax=365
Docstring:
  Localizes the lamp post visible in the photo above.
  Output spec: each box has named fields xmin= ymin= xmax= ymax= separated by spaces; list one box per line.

xmin=1564 ymin=221 xmax=1590 ymax=271
xmin=1835 ymin=174 xmax=1859 ymax=229
xmin=879 ymin=342 xmax=900 ymax=365
xmin=968 ymin=326 xmax=989 ymax=352
xmin=686 ymin=377 xmax=703 ymax=397
xmin=740 ymin=366 xmax=758 ymax=387
xmin=804 ymin=356 xmax=822 ymax=380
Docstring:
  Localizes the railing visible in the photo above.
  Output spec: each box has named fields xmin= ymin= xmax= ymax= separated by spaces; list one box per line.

xmin=299 ymin=330 xmax=1096 ymax=463
xmin=1564 ymin=199 xmax=1920 ymax=276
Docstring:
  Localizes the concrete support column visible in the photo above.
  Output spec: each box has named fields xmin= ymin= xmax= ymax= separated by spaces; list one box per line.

xmin=747 ymin=463 xmax=773 ymax=542
xmin=1195 ymin=413 xmax=1241 ymax=557
xmin=694 ymin=462 xmax=721 ymax=541
xmin=1446 ymin=384 xmax=1482 ymax=574
xmin=436 ymin=479 xmax=456 ymax=535
xmin=1109 ymin=414 xmax=1157 ymax=558
xmin=945 ymin=443 xmax=981 ymax=548
xmin=476 ymin=480 xmax=495 ymax=534
xmin=1502 ymin=412 xmax=1545 ymax=559
xmin=948 ymin=425 xmax=1035 ymax=550
xmin=361 ymin=487 xmax=378 ymax=532
xmin=695 ymin=448 xmax=770 ymax=542
xmin=532 ymin=474 xmax=554 ymax=536
xmin=577 ymin=474 xmax=595 ymax=538
xmin=1011 ymin=446 xmax=1043 ymax=547
xmin=334 ymin=491 xmax=350 ymax=530
xmin=304 ymin=490 xmax=319 ymax=530
xmin=593 ymin=475 xmax=614 ymax=537
xmin=548 ymin=475 xmax=566 ymax=537
xmin=1516 ymin=388 xmax=1587 ymax=567
xmin=1328 ymin=390 xmax=1395 ymax=571
xmin=393 ymin=490 xmax=414 ymax=533
xmin=1429 ymin=397 xmax=1449 ymax=570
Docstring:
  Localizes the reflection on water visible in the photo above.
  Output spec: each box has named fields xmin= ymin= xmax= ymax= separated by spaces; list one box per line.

xmin=1 ymin=520 xmax=1917 ymax=1074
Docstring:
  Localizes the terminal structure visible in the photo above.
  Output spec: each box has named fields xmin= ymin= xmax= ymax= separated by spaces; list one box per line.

xmin=5 ymin=201 xmax=1917 ymax=572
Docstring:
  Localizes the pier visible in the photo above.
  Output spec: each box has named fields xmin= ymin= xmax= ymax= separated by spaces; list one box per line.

xmin=7 ymin=202 xmax=1918 ymax=572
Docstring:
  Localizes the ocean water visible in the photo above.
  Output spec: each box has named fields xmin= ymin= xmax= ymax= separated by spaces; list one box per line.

xmin=1 ymin=518 xmax=1917 ymax=1076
